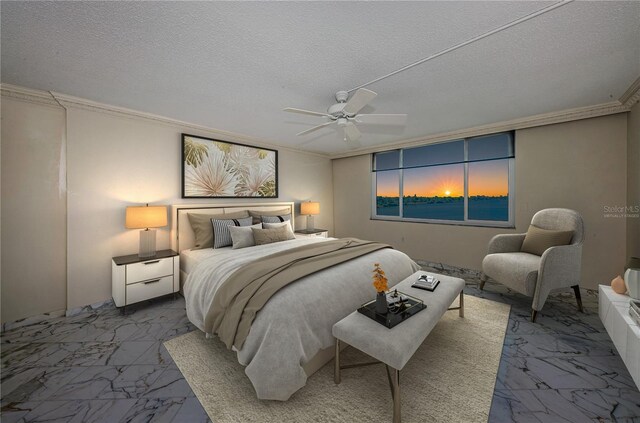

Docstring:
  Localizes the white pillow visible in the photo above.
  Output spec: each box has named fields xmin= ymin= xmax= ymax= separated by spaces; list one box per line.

xmin=229 ymin=223 xmax=262 ymax=249
xmin=262 ymin=221 xmax=295 ymax=238
xmin=261 ymin=214 xmax=293 ymax=232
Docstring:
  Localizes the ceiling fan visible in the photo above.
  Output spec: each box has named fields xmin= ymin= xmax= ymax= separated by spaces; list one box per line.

xmin=283 ymin=88 xmax=407 ymax=147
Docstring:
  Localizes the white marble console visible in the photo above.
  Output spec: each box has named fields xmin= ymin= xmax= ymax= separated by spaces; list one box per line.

xmin=599 ymin=285 xmax=640 ymax=389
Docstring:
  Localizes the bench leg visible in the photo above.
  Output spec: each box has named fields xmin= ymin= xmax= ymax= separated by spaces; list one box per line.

xmin=334 ymin=339 xmax=341 ymax=384
xmin=459 ymin=291 xmax=464 ymax=318
xmin=386 ymin=365 xmax=401 ymax=423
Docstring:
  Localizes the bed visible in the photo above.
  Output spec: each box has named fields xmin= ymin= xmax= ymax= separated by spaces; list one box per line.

xmin=171 ymin=202 xmax=420 ymax=400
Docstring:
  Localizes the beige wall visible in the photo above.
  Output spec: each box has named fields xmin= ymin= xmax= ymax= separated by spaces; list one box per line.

xmin=1 ymin=95 xmax=334 ymax=322
xmin=629 ymin=101 xmax=640 ymax=260
xmin=65 ymin=107 xmax=334 ymax=310
xmin=333 ymin=114 xmax=628 ymax=290
xmin=1 ymin=98 xmax=67 ymax=322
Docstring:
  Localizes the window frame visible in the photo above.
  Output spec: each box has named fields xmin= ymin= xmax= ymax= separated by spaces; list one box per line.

xmin=371 ymin=133 xmax=515 ymax=228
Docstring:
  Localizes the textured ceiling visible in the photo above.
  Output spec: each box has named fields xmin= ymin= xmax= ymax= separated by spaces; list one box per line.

xmin=2 ymin=1 xmax=639 ymax=155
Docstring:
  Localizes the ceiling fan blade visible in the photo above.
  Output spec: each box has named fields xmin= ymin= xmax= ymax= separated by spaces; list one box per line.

xmin=343 ymin=88 xmax=377 ymax=115
xmin=296 ymin=121 xmax=334 ymax=136
xmin=354 ymin=114 xmax=407 ymax=125
xmin=343 ymin=122 xmax=361 ymax=142
xmin=283 ymin=107 xmax=332 ymax=118
xmin=345 ymin=138 xmax=362 ymax=149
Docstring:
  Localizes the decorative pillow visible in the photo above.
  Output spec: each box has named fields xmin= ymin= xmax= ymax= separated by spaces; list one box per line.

xmin=248 ymin=208 xmax=291 ymax=225
xmin=211 ymin=217 xmax=253 ymax=249
xmin=188 ymin=211 xmax=249 ymax=249
xmin=263 ymin=221 xmax=295 ymax=238
xmin=261 ymin=213 xmax=293 ymax=231
xmin=229 ymin=224 xmax=262 ymax=250
xmin=520 ymin=225 xmax=573 ymax=256
xmin=252 ymin=225 xmax=296 ymax=246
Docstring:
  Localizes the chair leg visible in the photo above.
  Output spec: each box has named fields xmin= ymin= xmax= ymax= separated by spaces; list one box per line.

xmin=531 ymin=309 xmax=538 ymax=323
xmin=479 ymin=274 xmax=487 ymax=291
xmin=572 ymin=285 xmax=584 ymax=313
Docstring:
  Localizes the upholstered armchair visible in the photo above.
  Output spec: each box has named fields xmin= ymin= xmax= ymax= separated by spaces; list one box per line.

xmin=480 ymin=208 xmax=584 ymax=322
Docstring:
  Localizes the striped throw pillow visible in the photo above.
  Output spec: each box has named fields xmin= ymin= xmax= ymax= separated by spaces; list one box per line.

xmin=211 ymin=217 xmax=253 ymax=249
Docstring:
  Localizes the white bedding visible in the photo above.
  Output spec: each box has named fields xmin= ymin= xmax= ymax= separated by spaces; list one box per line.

xmin=183 ymin=237 xmax=419 ymax=400
xmin=180 ymin=247 xmax=229 ymax=275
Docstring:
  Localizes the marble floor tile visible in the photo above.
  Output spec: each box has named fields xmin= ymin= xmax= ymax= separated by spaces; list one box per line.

xmin=0 ymin=401 xmax=41 ymax=423
xmin=490 ymin=388 xmax=640 ymax=423
xmin=1 ymin=366 xmax=88 ymax=405
xmin=143 ymin=366 xmax=195 ymax=399
xmin=97 ymin=365 xmax=167 ymax=399
xmin=49 ymin=366 xmax=122 ymax=400
xmin=49 ymin=364 xmax=167 ymax=401
xmin=2 ymin=343 xmax=83 ymax=369
xmin=171 ymin=397 xmax=212 ymax=423
xmin=20 ymin=399 xmax=137 ymax=423
xmin=56 ymin=340 xmax=155 ymax=367
xmin=134 ymin=342 xmax=174 ymax=366
xmin=498 ymin=354 xmax=637 ymax=391
xmin=119 ymin=397 xmax=186 ymax=423
xmin=503 ymin=334 xmax=617 ymax=358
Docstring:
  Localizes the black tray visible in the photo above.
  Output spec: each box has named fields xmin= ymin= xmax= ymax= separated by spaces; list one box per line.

xmin=357 ymin=292 xmax=426 ymax=329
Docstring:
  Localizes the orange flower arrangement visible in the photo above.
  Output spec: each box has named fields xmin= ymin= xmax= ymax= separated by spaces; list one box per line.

xmin=372 ymin=263 xmax=388 ymax=293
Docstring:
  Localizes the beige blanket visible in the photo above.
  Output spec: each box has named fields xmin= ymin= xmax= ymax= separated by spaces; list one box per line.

xmin=204 ymin=238 xmax=391 ymax=349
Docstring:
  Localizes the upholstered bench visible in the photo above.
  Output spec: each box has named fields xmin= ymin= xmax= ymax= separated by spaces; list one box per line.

xmin=332 ymin=271 xmax=465 ymax=423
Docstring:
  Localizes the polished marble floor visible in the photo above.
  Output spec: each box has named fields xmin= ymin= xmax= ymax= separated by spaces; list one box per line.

xmin=2 ymin=270 xmax=640 ymax=422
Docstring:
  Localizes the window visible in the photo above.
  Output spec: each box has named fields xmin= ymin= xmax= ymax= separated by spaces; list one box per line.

xmin=372 ymin=132 xmax=514 ymax=226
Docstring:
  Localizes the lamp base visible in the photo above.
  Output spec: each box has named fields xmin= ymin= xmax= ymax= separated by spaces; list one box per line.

xmin=306 ymin=215 xmax=315 ymax=231
xmin=139 ymin=229 xmax=157 ymax=258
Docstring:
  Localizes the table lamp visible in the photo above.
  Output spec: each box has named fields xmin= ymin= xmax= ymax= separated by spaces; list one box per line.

xmin=126 ymin=204 xmax=168 ymax=258
xmin=301 ymin=201 xmax=320 ymax=231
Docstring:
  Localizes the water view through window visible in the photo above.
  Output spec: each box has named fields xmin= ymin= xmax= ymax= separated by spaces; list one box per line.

xmin=374 ymin=132 xmax=513 ymax=224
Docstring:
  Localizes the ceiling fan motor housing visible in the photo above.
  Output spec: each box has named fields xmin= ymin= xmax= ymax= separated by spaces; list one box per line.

xmin=328 ymin=90 xmax=351 ymax=118
xmin=327 ymin=102 xmax=347 ymax=118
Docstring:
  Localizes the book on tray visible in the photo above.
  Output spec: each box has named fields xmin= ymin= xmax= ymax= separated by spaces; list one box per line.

xmin=412 ymin=274 xmax=440 ymax=291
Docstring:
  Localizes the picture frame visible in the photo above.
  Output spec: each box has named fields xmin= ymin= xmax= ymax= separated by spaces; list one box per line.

xmin=181 ymin=133 xmax=278 ymax=198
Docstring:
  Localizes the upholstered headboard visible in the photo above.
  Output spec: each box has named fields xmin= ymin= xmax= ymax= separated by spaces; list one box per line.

xmin=171 ymin=202 xmax=295 ymax=253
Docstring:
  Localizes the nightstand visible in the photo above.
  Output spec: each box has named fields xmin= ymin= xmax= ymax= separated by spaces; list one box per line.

xmin=294 ymin=229 xmax=329 ymax=238
xmin=112 ymin=249 xmax=179 ymax=308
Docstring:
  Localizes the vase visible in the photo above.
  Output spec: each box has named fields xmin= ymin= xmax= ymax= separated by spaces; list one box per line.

xmin=625 ymin=268 xmax=640 ymax=299
xmin=375 ymin=292 xmax=388 ymax=314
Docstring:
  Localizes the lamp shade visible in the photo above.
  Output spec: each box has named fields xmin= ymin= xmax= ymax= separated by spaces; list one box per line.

xmin=301 ymin=201 xmax=320 ymax=216
xmin=125 ymin=205 xmax=167 ymax=229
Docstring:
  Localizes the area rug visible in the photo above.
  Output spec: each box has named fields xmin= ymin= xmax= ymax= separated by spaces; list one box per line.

xmin=164 ymin=295 xmax=510 ymax=423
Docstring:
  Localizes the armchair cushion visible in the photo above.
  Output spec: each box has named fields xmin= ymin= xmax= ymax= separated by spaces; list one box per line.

xmin=521 ymin=225 xmax=573 ymax=256
xmin=482 ymin=252 xmax=541 ymax=296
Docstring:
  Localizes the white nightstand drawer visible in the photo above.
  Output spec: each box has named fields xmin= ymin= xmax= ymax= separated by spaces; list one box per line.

xmin=126 ymin=258 xmax=173 ymax=284
xmin=127 ymin=275 xmax=173 ymax=304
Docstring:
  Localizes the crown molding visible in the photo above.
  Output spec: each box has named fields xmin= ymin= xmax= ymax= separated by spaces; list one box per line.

xmin=0 ymin=83 xmax=60 ymax=107
xmin=329 ymin=100 xmax=630 ymax=159
xmin=3 ymin=82 xmax=635 ymax=161
xmin=49 ymin=91 xmax=330 ymax=158
xmin=0 ymin=83 xmax=329 ymax=158
xmin=620 ymin=76 xmax=640 ymax=108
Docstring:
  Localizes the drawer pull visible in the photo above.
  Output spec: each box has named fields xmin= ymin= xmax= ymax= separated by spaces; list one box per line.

xmin=144 ymin=279 xmax=161 ymax=285
xmin=144 ymin=260 xmax=160 ymax=265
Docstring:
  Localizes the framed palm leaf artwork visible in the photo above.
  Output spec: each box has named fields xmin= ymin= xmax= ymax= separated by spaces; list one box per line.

xmin=181 ymin=134 xmax=278 ymax=198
